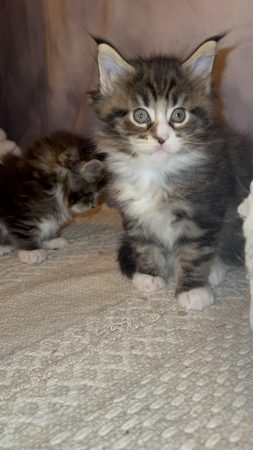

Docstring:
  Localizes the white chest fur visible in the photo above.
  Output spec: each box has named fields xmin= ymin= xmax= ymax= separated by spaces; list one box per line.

xmin=109 ymin=152 xmax=205 ymax=248
xmin=112 ymin=161 xmax=180 ymax=248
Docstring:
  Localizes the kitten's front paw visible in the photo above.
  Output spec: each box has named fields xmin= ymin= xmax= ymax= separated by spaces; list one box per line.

xmin=132 ymin=273 xmax=166 ymax=292
xmin=0 ymin=245 xmax=14 ymax=255
xmin=18 ymin=249 xmax=47 ymax=265
xmin=178 ymin=287 xmax=214 ymax=311
xmin=42 ymin=237 xmax=68 ymax=250
xmin=208 ymin=259 xmax=227 ymax=287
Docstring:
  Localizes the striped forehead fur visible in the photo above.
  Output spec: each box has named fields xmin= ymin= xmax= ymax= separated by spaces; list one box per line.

xmin=92 ymin=49 xmax=215 ymax=152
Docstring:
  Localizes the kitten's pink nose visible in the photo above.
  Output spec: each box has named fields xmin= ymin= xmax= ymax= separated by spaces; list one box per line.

xmin=156 ymin=136 xmax=165 ymax=145
xmin=155 ymin=122 xmax=170 ymax=143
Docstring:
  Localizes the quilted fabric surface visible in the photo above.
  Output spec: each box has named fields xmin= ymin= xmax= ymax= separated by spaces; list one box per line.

xmin=0 ymin=206 xmax=252 ymax=450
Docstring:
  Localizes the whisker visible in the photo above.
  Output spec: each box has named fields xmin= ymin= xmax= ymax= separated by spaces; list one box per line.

xmin=183 ymin=141 xmax=205 ymax=146
xmin=183 ymin=139 xmax=222 ymax=146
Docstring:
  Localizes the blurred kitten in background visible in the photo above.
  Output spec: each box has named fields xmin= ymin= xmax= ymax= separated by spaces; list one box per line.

xmin=0 ymin=130 xmax=105 ymax=264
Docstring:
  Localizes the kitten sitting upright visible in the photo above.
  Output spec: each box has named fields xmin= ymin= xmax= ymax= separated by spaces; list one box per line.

xmin=0 ymin=131 xmax=105 ymax=264
xmin=92 ymin=37 xmax=253 ymax=311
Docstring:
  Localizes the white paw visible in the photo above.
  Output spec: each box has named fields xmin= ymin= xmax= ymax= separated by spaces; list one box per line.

xmin=208 ymin=259 xmax=227 ymax=287
xmin=42 ymin=237 xmax=68 ymax=250
xmin=178 ymin=287 xmax=214 ymax=311
xmin=132 ymin=273 xmax=166 ymax=292
xmin=18 ymin=249 xmax=47 ymax=265
xmin=0 ymin=245 xmax=14 ymax=255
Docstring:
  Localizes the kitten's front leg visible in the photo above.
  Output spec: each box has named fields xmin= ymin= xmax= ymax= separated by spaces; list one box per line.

xmin=208 ymin=257 xmax=227 ymax=287
xmin=18 ymin=237 xmax=68 ymax=264
xmin=10 ymin=226 xmax=47 ymax=265
xmin=175 ymin=239 xmax=215 ymax=311
xmin=118 ymin=236 xmax=171 ymax=292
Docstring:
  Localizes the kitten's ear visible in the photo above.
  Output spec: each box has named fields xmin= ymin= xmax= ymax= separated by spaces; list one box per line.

xmin=182 ymin=38 xmax=219 ymax=91
xmin=79 ymin=159 xmax=104 ymax=182
xmin=97 ymin=43 xmax=134 ymax=94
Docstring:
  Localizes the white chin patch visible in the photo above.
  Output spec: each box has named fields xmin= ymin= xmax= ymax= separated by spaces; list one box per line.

xmin=178 ymin=287 xmax=214 ymax=311
xmin=132 ymin=273 xmax=166 ymax=292
xmin=18 ymin=249 xmax=47 ymax=265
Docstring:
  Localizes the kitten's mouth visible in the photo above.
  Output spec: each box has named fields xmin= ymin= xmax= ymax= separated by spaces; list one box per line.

xmin=152 ymin=144 xmax=169 ymax=155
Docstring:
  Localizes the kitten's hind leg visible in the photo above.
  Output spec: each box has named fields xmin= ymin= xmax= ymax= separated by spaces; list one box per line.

xmin=118 ymin=237 xmax=170 ymax=292
xmin=175 ymin=236 xmax=215 ymax=310
xmin=18 ymin=249 xmax=47 ymax=265
xmin=208 ymin=257 xmax=228 ymax=287
xmin=42 ymin=237 xmax=68 ymax=250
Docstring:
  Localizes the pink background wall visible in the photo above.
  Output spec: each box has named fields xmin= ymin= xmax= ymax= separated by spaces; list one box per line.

xmin=1 ymin=0 xmax=253 ymax=145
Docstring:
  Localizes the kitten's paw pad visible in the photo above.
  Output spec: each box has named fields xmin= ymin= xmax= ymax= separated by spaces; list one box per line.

xmin=0 ymin=245 xmax=14 ymax=255
xmin=18 ymin=249 xmax=47 ymax=265
xmin=178 ymin=287 xmax=214 ymax=311
xmin=42 ymin=237 xmax=68 ymax=250
xmin=132 ymin=273 xmax=166 ymax=292
xmin=208 ymin=260 xmax=227 ymax=287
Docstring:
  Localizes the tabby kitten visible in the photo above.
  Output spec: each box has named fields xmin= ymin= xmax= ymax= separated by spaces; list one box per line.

xmin=0 ymin=131 xmax=105 ymax=264
xmin=92 ymin=37 xmax=253 ymax=310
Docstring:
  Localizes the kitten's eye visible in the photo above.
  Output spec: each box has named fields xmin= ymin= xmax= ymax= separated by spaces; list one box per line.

xmin=170 ymin=107 xmax=186 ymax=124
xmin=133 ymin=108 xmax=150 ymax=124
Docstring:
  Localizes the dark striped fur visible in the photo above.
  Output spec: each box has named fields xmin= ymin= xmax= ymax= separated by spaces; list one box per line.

xmin=0 ymin=131 xmax=105 ymax=255
xmin=92 ymin=39 xmax=253 ymax=308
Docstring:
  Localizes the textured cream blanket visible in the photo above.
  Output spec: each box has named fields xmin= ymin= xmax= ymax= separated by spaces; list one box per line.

xmin=0 ymin=205 xmax=253 ymax=450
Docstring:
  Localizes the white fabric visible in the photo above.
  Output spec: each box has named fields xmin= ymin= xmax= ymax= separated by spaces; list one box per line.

xmin=0 ymin=205 xmax=253 ymax=449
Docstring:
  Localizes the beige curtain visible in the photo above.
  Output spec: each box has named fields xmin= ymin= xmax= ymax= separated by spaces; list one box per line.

xmin=1 ymin=0 xmax=253 ymax=146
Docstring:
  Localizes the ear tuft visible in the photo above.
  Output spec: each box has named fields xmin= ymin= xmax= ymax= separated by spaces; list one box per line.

xmin=182 ymin=37 xmax=221 ymax=91
xmin=97 ymin=43 xmax=134 ymax=94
